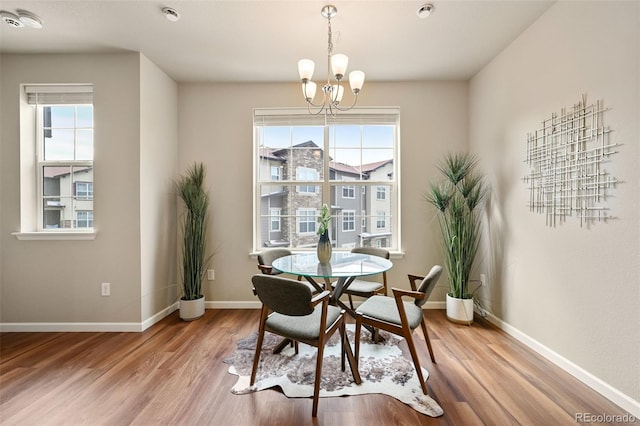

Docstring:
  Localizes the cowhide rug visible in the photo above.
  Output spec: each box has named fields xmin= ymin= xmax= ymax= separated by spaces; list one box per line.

xmin=223 ymin=325 xmax=444 ymax=417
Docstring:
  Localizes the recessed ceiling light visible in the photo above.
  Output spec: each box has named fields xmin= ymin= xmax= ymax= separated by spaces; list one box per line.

xmin=1 ymin=11 xmax=24 ymax=28
xmin=18 ymin=10 xmax=43 ymax=29
xmin=417 ymin=4 xmax=434 ymax=19
xmin=162 ymin=7 xmax=180 ymax=22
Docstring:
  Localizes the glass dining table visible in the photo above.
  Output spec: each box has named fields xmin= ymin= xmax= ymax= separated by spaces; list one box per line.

xmin=272 ymin=251 xmax=393 ymax=319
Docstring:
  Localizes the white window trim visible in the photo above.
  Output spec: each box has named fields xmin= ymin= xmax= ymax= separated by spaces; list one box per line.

xmin=13 ymin=231 xmax=96 ymax=241
xmin=17 ymin=84 xmax=95 ymax=237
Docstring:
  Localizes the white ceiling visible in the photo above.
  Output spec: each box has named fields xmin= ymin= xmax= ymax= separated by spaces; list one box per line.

xmin=0 ymin=0 xmax=554 ymax=83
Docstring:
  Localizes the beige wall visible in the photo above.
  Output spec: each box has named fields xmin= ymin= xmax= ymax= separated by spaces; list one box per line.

xmin=469 ymin=1 xmax=639 ymax=403
xmin=139 ymin=55 xmax=178 ymax=322
xmin=0 ymin=52 xmax=178 ymax=326
xmin=177 ymin=81 xmax=468 ymax=304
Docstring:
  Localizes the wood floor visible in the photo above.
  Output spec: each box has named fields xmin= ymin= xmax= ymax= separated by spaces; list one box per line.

xmin=0 ymin=309 xmax=633 ymax=425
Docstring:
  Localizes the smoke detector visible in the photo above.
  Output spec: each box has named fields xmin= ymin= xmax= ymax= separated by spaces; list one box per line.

xmin=417 ymin=4 xmax=434 ymax=19
xmin=162 ymin=7 xmax=180 ymax=22
xmin=1 ymin=11 xmax=24 ymax=28
xmin=18 ymin=10 xmax=43 ymax=29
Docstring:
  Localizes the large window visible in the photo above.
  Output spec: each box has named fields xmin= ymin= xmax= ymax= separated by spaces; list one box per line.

xmin=254 ymin=108 xmax=400 ymax=251
xmin=23 ymin=85 xmax=94 ymax=232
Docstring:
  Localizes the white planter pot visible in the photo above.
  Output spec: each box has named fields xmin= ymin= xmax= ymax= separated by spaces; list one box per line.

xmin=446 ymin=294 xmax=474 ymax=325
xmin=179 ymin=296 xmax=205 ymax=321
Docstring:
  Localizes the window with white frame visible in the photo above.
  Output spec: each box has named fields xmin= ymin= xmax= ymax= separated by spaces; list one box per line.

xmin=297 ymin=208 xmax=317 ymax=234
xmin=343 ymin=210 xmax=355 ymax=231
xmin=342 ymin=184 xmax=355 ymax=199
xmin=253 ymin=107 xmax=400 ymax=251
xmin=376 ymin=210 xmax=386 ymax=229
xmin=271 ymin=166 xmax=281 ymax=181
xmin=23 ymin=85 xmax=94 ymax=232
xmin=76 ymin=211 xmax=93 ymax=228
xmin=270 ymin=208 xmax=281 ymax=231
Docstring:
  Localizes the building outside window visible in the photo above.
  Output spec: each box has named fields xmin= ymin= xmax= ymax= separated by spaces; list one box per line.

xmin=254 ymin=107 xmax=400 ymax=251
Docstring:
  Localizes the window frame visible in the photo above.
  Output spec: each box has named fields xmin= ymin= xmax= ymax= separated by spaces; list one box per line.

xmin=253 ymin=107 xmax=401 ymax=253
xmin=13 ymin=84 xmax=96 ymax=240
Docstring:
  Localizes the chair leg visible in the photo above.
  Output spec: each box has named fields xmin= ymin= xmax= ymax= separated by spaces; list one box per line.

xmin=420 ymin=318 xmax=436 ymax=363
xmin=339 ymin=322 xmax=346 ymax=372
xmin=404 ymin=329 xmax=428 ymax=395
xmin=354 ymin=315 xmax=362 ymax=369
xmin=312 ymin=339 xmax=325 ymax=417
xmin=250 ymin=314 xmax=268 ymax=386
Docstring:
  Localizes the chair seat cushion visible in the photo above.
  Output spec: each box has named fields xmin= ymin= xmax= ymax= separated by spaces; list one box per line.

xmin=356 ymin=295 xmax=423 ymax=329
xmin=266 ymin=305 xmax=342 ymax=341
xmin=332 ymin=279 xmax=383 ymax=295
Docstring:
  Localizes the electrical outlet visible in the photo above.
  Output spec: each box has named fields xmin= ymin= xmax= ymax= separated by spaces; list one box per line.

xmin=480 ymin=274 xmax=486 ymax=287
xmin=101 ymin=282 xmax=111 ymax=296
xmin=207 ymin=269 xmax=215 ymax=281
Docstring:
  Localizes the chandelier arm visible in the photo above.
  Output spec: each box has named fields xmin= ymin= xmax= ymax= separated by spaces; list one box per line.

xmin=332 ymin=92 xmax=359 ymax=112
xmin=306 ymin=101 xmax=327 ymax=116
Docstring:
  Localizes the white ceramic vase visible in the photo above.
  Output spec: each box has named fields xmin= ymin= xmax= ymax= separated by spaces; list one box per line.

xmin=446 ymin=293 xmax=474 ymax=325
xmin=179 ymin=295 xmax=205 ymax=321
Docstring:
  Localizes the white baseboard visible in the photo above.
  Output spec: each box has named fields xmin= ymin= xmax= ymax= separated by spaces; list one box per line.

xmin=484 ymin=313 xmax=640 ymax=418
xmin=206 ymin=300 xmax=261 ymax=309
xmin=0 ymin=302 xmax=179 ymax=333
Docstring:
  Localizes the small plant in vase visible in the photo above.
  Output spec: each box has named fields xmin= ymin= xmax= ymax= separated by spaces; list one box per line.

xmin=316 ymin=203 xmax=332 ymax=263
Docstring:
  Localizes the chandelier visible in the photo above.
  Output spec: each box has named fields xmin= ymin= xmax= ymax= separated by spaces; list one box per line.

xmin=297 ymin=4 xmax=365 ymax=116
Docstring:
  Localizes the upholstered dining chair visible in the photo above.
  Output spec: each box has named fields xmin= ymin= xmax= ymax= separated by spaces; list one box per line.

xmin=257 ymin=248 xmax=315 ymax=289
xmin=256 ymin=248 xmax=293 ymax=276
xmin=354 ymin=265 xmax=443 ymax=395
xmin=332 ymin=246 xmax=390 ymax=309
xmin=250 ymin=274 xmax=361 ymax=417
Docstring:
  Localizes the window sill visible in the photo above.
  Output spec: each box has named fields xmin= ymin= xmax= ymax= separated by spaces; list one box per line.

xmin=13 ymin=231 xmax=97 ymax=241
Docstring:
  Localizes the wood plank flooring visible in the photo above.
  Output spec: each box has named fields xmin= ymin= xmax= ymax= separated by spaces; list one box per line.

xmin=0 ymin=309 xmax=634 ymax=425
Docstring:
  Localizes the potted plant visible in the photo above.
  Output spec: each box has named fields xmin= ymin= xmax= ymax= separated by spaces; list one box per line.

xmin=316 ymin=203 xmax=332 ymax=263
xmin=426 ymin=153 xmax=487 ymax=325
xmin=176 ymin=162 xmax=212 ymax=321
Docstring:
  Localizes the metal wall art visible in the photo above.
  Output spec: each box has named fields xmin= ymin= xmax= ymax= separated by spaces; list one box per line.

xmin=523 ymin=95 xmax=618 ymax=227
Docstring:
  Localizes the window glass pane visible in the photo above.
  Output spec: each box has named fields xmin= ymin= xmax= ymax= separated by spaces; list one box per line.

xmin=330 ymin=125 xmax=360 ymax=148
xmin=76 ymin=106 xmax=93 ymax=128
xmin=363 ymin=125 xmax=394 ymax=148
xmin=76 ymin=129 xmax=94 ymax=160
xmin=262 ymin=126 xmax=292 ymax=149
xmin=44 ymin=129 xmax=74 ymax=160
xmin=48 ymin=106 xmax=74 ymax=128
xmin=43 ymin=166 xmax=68 ymax=197
xmin=292 ymin=126 xmax=323 ymax=147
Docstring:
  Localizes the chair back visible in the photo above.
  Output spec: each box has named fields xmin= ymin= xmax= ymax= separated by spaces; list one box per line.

xmin=252 ymin=274 xmax=313 ymax=316
xmin=415 ymin=265 xmax=443 ymax=307
xmin=351 ymin=246 xmax=390 ymax=260
xmin=257 ymin=248 xmax=292 ymax=275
